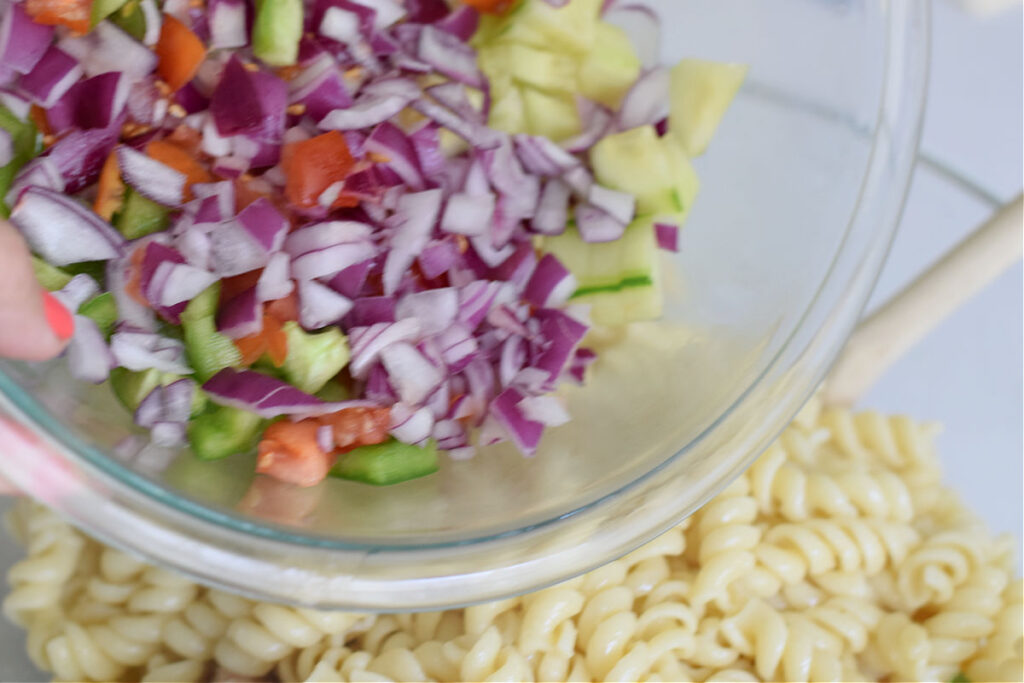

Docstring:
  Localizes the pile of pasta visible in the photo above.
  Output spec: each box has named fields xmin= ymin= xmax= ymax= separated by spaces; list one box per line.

xmin=4 ymin=402 xmax=1022 ymax=683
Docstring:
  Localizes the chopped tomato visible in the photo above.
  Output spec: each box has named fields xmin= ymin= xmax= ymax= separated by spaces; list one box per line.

xmin=146 ymin=139 xmax=213 ymax=198
xmin=320 ymin=407 xmax=391 ymax=452
xmin=233 ymin=314 xmax=289 ymax=367
xmin=93 ymin=151 xmax=125 ymax=221
xmin=25 ymin=0 xmax=90 ymax=33
xmin=282 ymin=131 xmax=355 ymax=209
xmin=256 ymin=419 xmax=333 ymax=487
xmin=155 ymin=14 xmax=207 ymax=91
xmin=265 ymin=292 xmax=299 ymax=323
xmin=28 ymin=105 xmax=50 ymax=137
xmin=462 ymin=0 xmax=517 ymax=14
xmin=125 ymin=246 xmax=149 ymax=308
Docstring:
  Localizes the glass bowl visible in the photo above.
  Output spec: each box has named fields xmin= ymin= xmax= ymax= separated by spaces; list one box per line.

xmin=0 ymin=0 xmax=928 ymax=610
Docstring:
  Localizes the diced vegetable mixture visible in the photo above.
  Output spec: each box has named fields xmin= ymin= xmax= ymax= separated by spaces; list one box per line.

xmin=3 ymin=0 xmax=744 ymax=486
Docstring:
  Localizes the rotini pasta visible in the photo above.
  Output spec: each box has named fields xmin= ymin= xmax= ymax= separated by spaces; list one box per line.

xmin=4 ymin=402 xmax=1021 ymax=682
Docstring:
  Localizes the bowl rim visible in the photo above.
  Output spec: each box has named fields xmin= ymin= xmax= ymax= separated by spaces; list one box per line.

xmin=0 ymin=0 xmax=931 ymax=608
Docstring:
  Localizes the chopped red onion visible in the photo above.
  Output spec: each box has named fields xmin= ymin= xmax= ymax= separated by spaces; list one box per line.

xmin=209 ymin=0 xmax=247 ymax=48
xmin=364 ymin=121 xmax=425 ymax=190
xmin=54 ymin=274 xmax=100 ymax=311
xmin=45 ymin=126 xmax=119 ymax=194
xmin=346 ymin=296 xmax=396 ymax=327
xmin=348 ymin=317 xmax=421 ymax=378
xmin=588 ymin=184 xmax=635 ymax=225
xmin=441 ymin=192 xmax=494 ymax=236
xmin=530 ymin=179 xmax=570 ymax=235
xmin=107 ymin=256 xmax=157 ymax=332
xmin=11 ymin=186 xmax=124 ymax=266
xmin=395 ymin=288 xmax=458 ymax=336
xmin=136 ymin=379 xmax=195 ymax=429
xmin=59 ymin=23 xmax=157 ymax=82
xmin=490 ymin=386 xmax=543 ymax=455
xmin=210 ymin=220 xmax=273 ymax=277
xmin=380 ymin=341 xmax=443 ymax=405
xmin=0 ymin=4 xmax=52 ymax=74
xmin=285 ymin=221 xmax=373 ymax=257
xmin=575 ymin=202 xmax=627 ymax=243
xmin=291 ymin=241 xmax=376 ymax=281
xmin=202 ymin=368 xmax=380 ymax=418
xmin=457 ymin=280 xmax=503 ymax=331
xmin=0 ymin=91 xmax=30 ymax=118
xmin=437 ymin=323 xmax=477 ymax=371
xmin=349 ymin=0 xmax=406 ymax=29
xmin=18 ymin=45 xmax=81 ymax=107
xmin=320 ymin=5 xmax=364 ymax=45
xmin=518 ymin=394 xmax=570 ymax=427
xmin=66 ymin=315 xmax=113 ymax=384
xmin=492 ymin=243 xmax=537 ymax=288
xmin=256 ymin=252 xmax=294 ymax=302
xmin=211 ymin=57 xmax=287 ymax=140
xmin=237 ymin=197 xmax=288 ymax=253
xmin=411 ymin=96 xmax=502 ymax=150
xmin=218 ymin=287 xmax=263 ymax=339
xmin=426 ymin=82 xmax=483 ymax=124
xmin=298 ymin=279 xmax=353 ymax=330
xmin=603 ymin=1 xmax=660 ymax=67
xmin=566 ymin=347 xmax=596 ymax=384
xmin=417 ymin=25 xmax=483 ymax=89
xmin=288 ymin=53 xmax=352 ymax=121
xmin=65 ymin=72 xmax=132 ymax=130
xmin=110 ymin=330 xmax=192 ymax=375
xmin=389 ymin=402 xmax=433 ymax=444
xmin=327 ymin=258 xmax=373 ymax=299
xmin=617 ymin=66 xmax=670 ymax=131
xmin=524 ymin=254 xmax=577 ymax=309
xmin=435 ymin=5 xmax=477 ymax=41
xmin=533 ymin=308 xmax=588 ymax=386
xmin=513 ymin=134 xmax=580 ymax=177
xmin=320 ymin=78 xmax=420 ymax=130
xmin=383 ymin=189 xmax=442 ymax=294
xmin=139 ymin=0 xmax=162 ymax=46
xmin=417 ymin=238 xmax=458 ymax=280
xmin=655 ymin=222 xmax=679 ymax=252
xmin=6 ymin=157 xmax=65 ymax=206
xmin=117 ymin=145 xmax=187 ymax=207
xmin=561 ymin=98 xmax=614 ymax=153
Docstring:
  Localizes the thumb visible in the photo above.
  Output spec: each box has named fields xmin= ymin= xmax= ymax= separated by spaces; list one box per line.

xmin=0 ymin=219 xmax=74 ymax=361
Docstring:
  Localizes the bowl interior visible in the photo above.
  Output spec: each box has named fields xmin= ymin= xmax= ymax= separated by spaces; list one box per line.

xmin=2 ymin=0 xmax=889 ymax=547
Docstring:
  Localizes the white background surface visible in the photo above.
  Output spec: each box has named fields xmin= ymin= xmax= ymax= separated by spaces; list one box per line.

xmin=0 ymin=1 xmax=1021 ymax=679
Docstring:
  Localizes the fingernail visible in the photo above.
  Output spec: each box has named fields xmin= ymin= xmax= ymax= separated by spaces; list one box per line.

xmin=42 ymin=291 xmax=74 ymax=341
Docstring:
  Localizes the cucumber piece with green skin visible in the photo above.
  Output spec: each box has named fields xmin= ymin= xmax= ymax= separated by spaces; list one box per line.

xmin=669 ymin=59 xmax=748 ymax=157
xmin=91 ymin=0 xmax=130 ymax=27
xmin=543 ymin=219 xmax=662 ymax=326
xmin=0 ymin=105 xmax=38 ymax=216
xmin=188 ymin=403 xmax=264 ymax=461
xmin=280 ymin=322 xmax=350 ymax=395
xmin=113 ymin=188 xmax=170 ymax=240
xmin=110 ymin=367 xmax=209 ymax=415
xmin=577 ymin=22 xmax=641 ymax=109
xmin=330 ymin=439 xmax=440 ymax=486
xmin=181 ymin=284 xmax=243 ymax=381
xmin=252 ymin=0 xmax=303 ymax=67
xmin=32 ymin=257 xmax=73 ymax=291
xmin=78 ymin=292 xmax=118 ymax=336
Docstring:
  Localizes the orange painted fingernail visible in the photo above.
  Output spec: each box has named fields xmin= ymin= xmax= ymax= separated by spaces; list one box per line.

xmin=42 ymin=292 xmax=74 ymax=341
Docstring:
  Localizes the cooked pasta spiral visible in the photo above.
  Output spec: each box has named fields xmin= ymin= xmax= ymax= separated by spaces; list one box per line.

xmin=4 ymin=402 xmax=1021 ymax=682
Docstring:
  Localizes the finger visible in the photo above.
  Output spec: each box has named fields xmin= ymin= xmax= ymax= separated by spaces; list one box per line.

xmin=0 ymin=219 xmax=74 ymax=361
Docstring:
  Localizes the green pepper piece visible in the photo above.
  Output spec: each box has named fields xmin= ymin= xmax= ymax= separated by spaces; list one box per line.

xmin=188 ymin=404 xmax=264 ymax=461
xmin=280 ymin=322 xmax=350 ymax=394
xmin=92 ymin=0 xmax=131 ymax=26
xmin=113 ymin=188 xmax=170 ymax=240
xmin=252 ymin=0 xmax=303 ymax=66
xmin=329 ymin=439 xmax=440 ymax=486
xmin=0 ymin=105 xmax=39 ymax=216
xmin=181 ymin=284 xmax=243 ymax=382
xmin=110 ymin=367 xmax=170 ymax=411
xmin=109 ymin=0 xmax=146 ymax=40
xmin=32 ymin=256 xmax=74 ymax=291
xmin=78 ymin=292 xmax=118 ymax=336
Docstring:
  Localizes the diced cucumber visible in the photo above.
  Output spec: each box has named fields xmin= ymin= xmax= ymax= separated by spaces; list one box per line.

xmin=488 ymin=84 xmax=527 ymax=135
xmin=109 ymin=0 xmax=146 ymax=39
xmin=32 ymin=257 xmax=73 ymax=291
xmin=113 ymin=188 xmax=170 ymax=240
xmin=314 ymin=380 xmax=350 ymax=403
xmin=669 ymin=58 xmax=748 ymax=157
xmin=111 ymin=368 xmax=208 ymax=416
xmin=481 ymin=43 xmax=578 ymax=94
xmin=522 ymin=87 xmax=580 ymax=142
xmin=92 ymin=0 xmax=130 ymax=27
xmin=0 ymin=105 xmax=38 ymax=216
xmin=188 ymin=404 xmax=264 ymax=461
xmin=577 ymin=22 xmax=641 ymax=109
xmin=590 ymin=126 xmax=699 ymax=219
xmin=182 ymin=284 xmax=242 ymax=381
xmin=79 ymin=292 xmax=118 ymax=336
xmin=477 ymin=0 xmax=601 ymax=56
xmin=252 ymin=0 xmax=303 ymax=67
xmin=330 ymin=439 xmax=439 ymax=486
xmin=280 ymin=322 xmax=350 ymax=394
xmin=543 ymin=219 xmax=662 ymax=326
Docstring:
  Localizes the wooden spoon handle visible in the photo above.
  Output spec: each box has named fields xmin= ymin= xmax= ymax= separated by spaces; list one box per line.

xmin=824 ymin=193 xmax=1023 ymax=405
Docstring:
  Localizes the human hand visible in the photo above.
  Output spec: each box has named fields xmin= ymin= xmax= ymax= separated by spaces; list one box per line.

xmin=0 ymin=219 xmax=74 ymax=493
